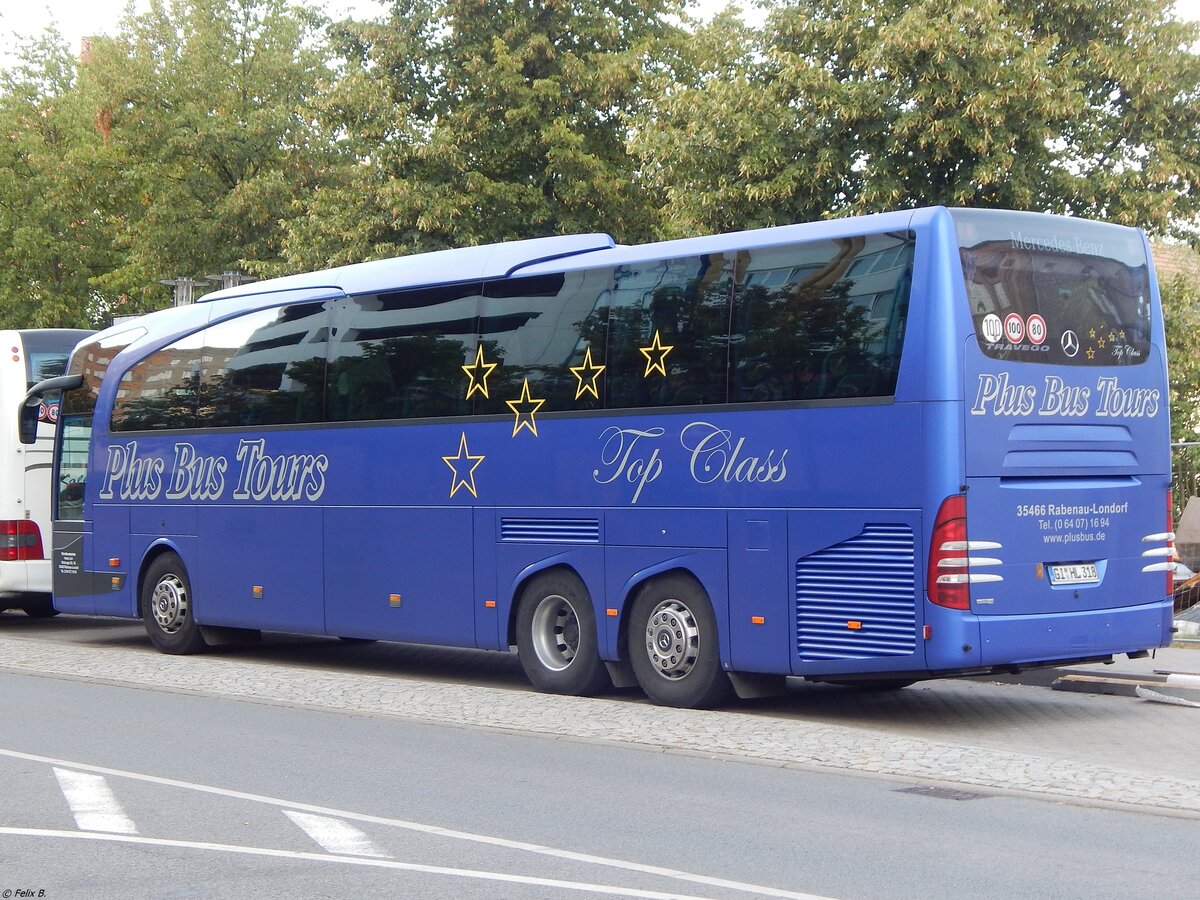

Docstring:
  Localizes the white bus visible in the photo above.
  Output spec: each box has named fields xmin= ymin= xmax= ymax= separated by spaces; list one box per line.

xmin=1 ymin=329 xmax=93 ymax=617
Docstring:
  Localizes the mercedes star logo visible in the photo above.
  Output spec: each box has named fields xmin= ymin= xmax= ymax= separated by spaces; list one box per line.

xmin=1060 ymin=329 xmax=1080 ymax=358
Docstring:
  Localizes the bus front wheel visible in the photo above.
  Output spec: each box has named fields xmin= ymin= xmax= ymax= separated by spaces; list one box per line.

xmin=629 ymin=574 xmax=733 ymax=709
xmin=515 ymin=570 xmax=610 ymax=696
xmin=141 ymin=553 xmax=207 ymax=655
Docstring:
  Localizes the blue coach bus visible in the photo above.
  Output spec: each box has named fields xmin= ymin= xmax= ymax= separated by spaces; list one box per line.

xmin=22 ymin=207 xmax=1174 ymax=707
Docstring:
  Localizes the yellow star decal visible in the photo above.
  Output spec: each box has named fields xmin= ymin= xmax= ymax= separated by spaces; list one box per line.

xmin=1088 ymin=328 xmax=1096 ymax=339
xmin=1097 ymin=337 xmax=1106 ymax=349
xmin=1107 ymin=331 xmax=1116 ymax=342
xmin=462 ymin=345 xmax=498 ymax=399
xmin=1118 ymin=330 xmax=1126 ymax=340
xmin=569 ymin=346 xmax=606 ymax=400
xmin=1086 ymin=347 xmax=1096 ymax=360
xmin=442 ymin=432 xmax=485 ymax=498
xmin=639 ymin=329 xmax=674 ymax=378
xmin=506 ymin=378 xmax=546 ymax=437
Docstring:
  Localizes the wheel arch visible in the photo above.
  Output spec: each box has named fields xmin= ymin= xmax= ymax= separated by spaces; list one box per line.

xmin=615 ymin=563 xmax=713 ymax=666
xmin=505 ymin=558 xmax=591 ymax=648
xmin=136 ymin=539 xmax=189 ymax=616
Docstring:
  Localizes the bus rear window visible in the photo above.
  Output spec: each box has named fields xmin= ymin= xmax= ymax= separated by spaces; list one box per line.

xmin=951 ymin=209 xmax=1152 ymax=366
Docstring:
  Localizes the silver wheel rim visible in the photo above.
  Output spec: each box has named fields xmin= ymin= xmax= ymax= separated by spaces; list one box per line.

xmin=530 ymin=593 xmax=580 ymax=672
xmin=150 ymin=574 xmax=189 ymax=635
xmin=644 ymin=598 xmax=700 ymax=681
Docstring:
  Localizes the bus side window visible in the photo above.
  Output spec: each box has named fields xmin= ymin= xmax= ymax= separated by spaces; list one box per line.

xmin=732 ymin=233 xmax=913 ymax=402
xmin=329 ymin=287 xmax=478 ymax=423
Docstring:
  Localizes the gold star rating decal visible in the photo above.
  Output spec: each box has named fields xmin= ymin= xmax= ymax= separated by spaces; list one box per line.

xmin=462 ymin=345 xmax=498 ymax=399
xmin=442 ymin=432 xmax=485 ymax=498
xmin=1086 ymin=347 xmax=1096 ymax=360
xmin=639 ymin=330 xmax=673 ymax=377
xmin=506 ymin=378 xmax=546 ymax=437
xmin=569 ymin=346 xmax=605 ymax=400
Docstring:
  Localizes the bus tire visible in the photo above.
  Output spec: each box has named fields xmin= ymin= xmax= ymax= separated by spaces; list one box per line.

xmin=21 ymin=595 xmax=58 ymax=618
xmin=516 ymin=570 xmax=610 ymax=696
xmin=629 ymin=573 xmax=733 ymax=709
xmin=141 ymin=553 xmax=207 ymax=655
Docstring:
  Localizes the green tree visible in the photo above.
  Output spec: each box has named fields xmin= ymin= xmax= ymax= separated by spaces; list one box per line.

xmin=636 ymin=0 xmax=1200 ymax=241
xmin=277 ymin=0 xmax=684 ymax=271
xmin=0 ymin=32 xmax=116 ymax=327
xmin=77 ymin=0 xmax=335 ymax=307
xmin=1163 ymin=273 xmax=1200 ymax=441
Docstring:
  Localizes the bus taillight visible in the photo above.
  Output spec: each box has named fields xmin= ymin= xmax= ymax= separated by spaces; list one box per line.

xmin=0 ymin=520 xmax=44 ymax=561
xmin=931 ymin=494 xmax=969 ymax=614
xmin=928 ymin=494 xmax=970 ymax=610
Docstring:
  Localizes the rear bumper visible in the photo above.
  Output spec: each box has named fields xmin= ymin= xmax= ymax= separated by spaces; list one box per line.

xmin=973 ymin=599 xmax=1173 ymax=667
xmin=0 ymin=559 xmax=51 ymax=597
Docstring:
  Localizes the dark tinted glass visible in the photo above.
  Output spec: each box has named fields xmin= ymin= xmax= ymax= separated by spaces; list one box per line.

xmin=731 ymin=233 xmax=913 ymax=402
xmin=328 ymin=284 xmax=480 ymax=422
xmin=604 ymin=254 xmax=732 ymax=409
xmin=475 ymin=273 xmax=609 ymax=416
xmin=203 ymin=303 xmax=328 ymax=427
xmin=953 ymin=209 xmax=1152 ymax=366
xmin=111 ymin=330 xmax=205 ymax=431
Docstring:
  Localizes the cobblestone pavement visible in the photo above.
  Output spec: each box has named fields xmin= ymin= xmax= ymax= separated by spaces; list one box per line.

xmin=1 ymin=627 xmax=1198 ymax=817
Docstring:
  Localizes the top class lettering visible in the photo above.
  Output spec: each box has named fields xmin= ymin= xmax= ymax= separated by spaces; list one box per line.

xmin=594 ymin=422 xmax=789 ymax=504
xmin=971 ymin=373 xmax=1160 ymax=418
xmin=100 ymin=439 xmax=329 ymax=502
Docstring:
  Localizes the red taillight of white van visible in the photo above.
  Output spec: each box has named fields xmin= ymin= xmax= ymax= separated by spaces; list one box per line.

xmin=0 ymin=520 xmax=44 ymax=561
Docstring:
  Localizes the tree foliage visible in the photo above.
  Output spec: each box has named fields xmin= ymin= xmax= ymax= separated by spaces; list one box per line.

xmin=0 ymin=32 xmax=115 ymax=327
xmin=1163 ymin=273 xmax=1200 ymax=441
xmin=71 ymin=0 xmax=335 ymax=306
xmin=635 ymin=0 xmax=1200 ymax=238
xmin=276 ymin=0 xmax=683 ymax=271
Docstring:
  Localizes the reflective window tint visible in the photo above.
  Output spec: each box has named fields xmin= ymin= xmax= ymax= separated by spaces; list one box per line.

xmin=60 ymin=329 xmax=144 ymax=517
xmin=476 ymin=272 xmax=608 ymax=415
xmin=952 ymin=209 xmax=1151 ymax=366
xmin=731 ymin=234 xmax=913 ymax=402
xmin=605 ymin=255 xmax=732 ymax=409
xmin=328 ymin=284 xmax=480 ymax=422
xmin=111 ymin=330 xmax=205 ymax=431
xmin=202 ymin=303 xmax=328 ymax=427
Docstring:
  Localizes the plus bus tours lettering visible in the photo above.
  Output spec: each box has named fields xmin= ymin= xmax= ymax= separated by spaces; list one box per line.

xmin=971 ymin=374 xmax=1160 ymax=418
xmin=100 ymin=439 xmax=329 ymax=502
xmin=594 ymin=422 xmax=789 ymax=504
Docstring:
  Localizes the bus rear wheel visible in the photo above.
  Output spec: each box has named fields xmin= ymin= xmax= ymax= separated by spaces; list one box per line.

xmin=628 ymin=573 xmax=733 ymax=709
xmin=141 ymin=553 xmax=207 ymax=655
xmin=516 ymin=570 xmax=610 ymax=696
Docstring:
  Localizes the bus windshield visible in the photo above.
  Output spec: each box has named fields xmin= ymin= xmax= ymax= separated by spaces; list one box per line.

xmin=952 ymin=208 xmax=1152 ymax=367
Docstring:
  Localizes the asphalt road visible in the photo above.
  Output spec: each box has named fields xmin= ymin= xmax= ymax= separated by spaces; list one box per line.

xmin=2 ymin=668 xmax=1198 ymax=900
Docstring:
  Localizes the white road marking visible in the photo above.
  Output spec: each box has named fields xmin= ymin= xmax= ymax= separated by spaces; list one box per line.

xmin=285 ymin=810 xmax=390 ymax=858
xmin=52 ymin=768 xmax=138 ymax=834
xmin=2 ymin=746 xmax=833 ymax=900
xmin=0 ymin=827 xmax=747 ymax=900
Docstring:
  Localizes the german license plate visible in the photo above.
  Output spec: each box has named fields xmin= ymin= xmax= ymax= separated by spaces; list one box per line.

xmin=1049 ymin=563 xmax=1099 ymax=585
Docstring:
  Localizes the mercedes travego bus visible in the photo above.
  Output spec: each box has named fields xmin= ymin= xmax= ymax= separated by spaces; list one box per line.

xmin=21 ymin=208 xmax=1173 ymax=707
xmin=2 ymin=329 xmax=93 ymax=617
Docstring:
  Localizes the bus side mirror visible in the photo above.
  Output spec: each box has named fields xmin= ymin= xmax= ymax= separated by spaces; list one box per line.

xmin=18 ymin=401 xmax=39 ymax=445
xmin=19 ymin=373 xmax=84 ymax=445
